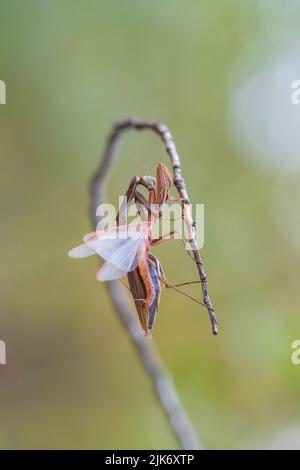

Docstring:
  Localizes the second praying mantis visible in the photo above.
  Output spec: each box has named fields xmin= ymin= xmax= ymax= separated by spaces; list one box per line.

xmin=118 ymin=163 xmax=205 ymax=336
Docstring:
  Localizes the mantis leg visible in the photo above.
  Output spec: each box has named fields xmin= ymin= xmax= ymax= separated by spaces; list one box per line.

xmin=148 ymin=253 xmax=205 ymax=308
xmin=116 ymin=175 xmax=140 ymax=225
xmin=167 ymin=195 xmax=184 ymax=203
xmin=151 ymin=231 xmax=180 ymax=246
xmin=134 ymin=190 xmax=159 ymax=220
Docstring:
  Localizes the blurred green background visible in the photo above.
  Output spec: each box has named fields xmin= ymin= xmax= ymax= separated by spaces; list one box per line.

xmin=0 ymin=0 xmax=300 ymax=450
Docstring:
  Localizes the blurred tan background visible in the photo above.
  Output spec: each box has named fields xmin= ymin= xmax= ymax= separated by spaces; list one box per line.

xmin=0 ymin=0 xmax=300 ymax=449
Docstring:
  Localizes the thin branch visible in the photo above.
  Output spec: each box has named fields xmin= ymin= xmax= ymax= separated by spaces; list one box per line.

xmin=91 ymin=117 xmax=218 ymax=335
xmin=90 ymin=117 xmax=202 ymax=450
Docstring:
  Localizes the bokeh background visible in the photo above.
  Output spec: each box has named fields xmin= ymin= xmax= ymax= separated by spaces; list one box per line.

xmin=0 ymin=0 xmax=300 ymax=450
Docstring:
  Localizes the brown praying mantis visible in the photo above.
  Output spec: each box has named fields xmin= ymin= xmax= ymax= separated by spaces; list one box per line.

xmin=69 ymin=162 xmax=205 ymax=336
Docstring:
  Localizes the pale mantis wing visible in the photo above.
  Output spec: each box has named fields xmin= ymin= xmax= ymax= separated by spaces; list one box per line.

xmin=95 ymin=233 xmax=148 ymax=281
xmin=68 ymin=244 xmax=96 ymax=259
xmin=89 ymin=236 xmax=146 ymax=273
xmin=69 ymin=238 xmax=144 ymax=280
xmin=96 ymin=263 xmax=127 ymax=281
xmin=83 ymin=224 xmax=148 ymax=272
xmin=69 ymin=223 xmax=148 ymax=277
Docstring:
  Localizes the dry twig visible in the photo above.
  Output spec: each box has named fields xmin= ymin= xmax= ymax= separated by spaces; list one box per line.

xmin=90 ymin=117 xmax=208 ymax=450
xmin=91 ymin=117 xmax=218 ymax=334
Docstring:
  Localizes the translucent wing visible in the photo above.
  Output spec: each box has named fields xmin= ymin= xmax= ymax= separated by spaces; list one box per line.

xmin=96 ymin=263 xmax=127 ymax=281
xmin=92 ymin=237 xmax=145 ymax=273
xmin=68 ymin=243 xmax=96 ymax=259
xmin=83 ymin=223 xmax=148 ymax=272
xmin=69 ymin=222 xmax=149 ymax=276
